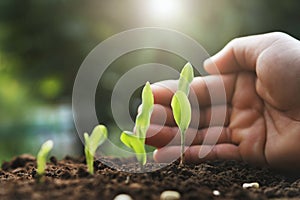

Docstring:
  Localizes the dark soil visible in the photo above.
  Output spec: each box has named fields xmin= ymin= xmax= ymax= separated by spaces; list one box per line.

xmin=0 ymin=154 xmax=299 ymax=200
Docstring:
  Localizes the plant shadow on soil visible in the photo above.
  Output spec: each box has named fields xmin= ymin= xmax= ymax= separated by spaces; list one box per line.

xmin=0 ymin=154 xmax=299 ymax=200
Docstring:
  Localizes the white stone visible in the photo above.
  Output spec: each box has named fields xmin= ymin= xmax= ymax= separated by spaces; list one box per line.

xmin=213 ymin=190 xmax=220 ymax=196
xmin=160 ymin=190 xmax=181 ymax=200
xmin=242 ymin=182 xmax=260 ymax=189
xmin=113 ymin=194 xmax=133 ymax=200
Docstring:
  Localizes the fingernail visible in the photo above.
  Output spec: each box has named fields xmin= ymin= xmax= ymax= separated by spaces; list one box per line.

xmin=203 ymin=58 xmax=214 ymax=68
xmin=203 ymin=58 xmax=210 ymax=66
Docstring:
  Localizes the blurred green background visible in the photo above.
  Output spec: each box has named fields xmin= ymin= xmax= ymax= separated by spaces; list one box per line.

xmin=1 ymin=0 xmax=300 ymax=163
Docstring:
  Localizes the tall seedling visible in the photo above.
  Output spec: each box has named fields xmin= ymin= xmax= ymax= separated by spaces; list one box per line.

xmin=171 ymin=63 xmax=194 ymax=164
xmin=120 ymin=82 xmax=154 ymax=168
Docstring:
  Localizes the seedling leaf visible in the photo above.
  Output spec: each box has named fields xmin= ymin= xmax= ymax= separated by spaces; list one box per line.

xmin=120 ymin=82 xmax=154 ymax=166
xmin=84 ymin=125 xmax=108 ymax=174
xmin=135 ymin=81 xmax=154 ymax=139
xmin=89 ymin=125 xmax=108 ymax=153
xmin=120 ymin=131 xmax=146 ymax=165
xmin=37 ymin=140 xmax=54 ymax=176
xmin=178 ymin=62 xmax=194 ymax=95
xmin=171 ymin=91 xmax=191 ymax=133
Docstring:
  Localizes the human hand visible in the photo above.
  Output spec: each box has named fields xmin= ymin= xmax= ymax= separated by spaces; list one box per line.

xmin=146 ymin=32 xmax=300 ymax=173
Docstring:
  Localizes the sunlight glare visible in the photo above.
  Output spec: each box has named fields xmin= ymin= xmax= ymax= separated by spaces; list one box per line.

xmin=149 ymin=0 xmax=180 ymax=17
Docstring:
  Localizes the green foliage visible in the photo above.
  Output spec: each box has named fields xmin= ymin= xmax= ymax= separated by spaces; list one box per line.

xmin=178 ymin=62 xmax=194 ymax=95
xmin=120 ymin=131 xmax=147 ymax=165
xmin=37 ymin=140 xmax=53 ymax=176
xmin=134 ymin=82 xmax=154 ymax=140
xmin=171 ymin=91 xmax=192 ymax=133
xmin=171 ymin=63 xmax=194 ymax=164
xmin=120 ymin=82 xmax=154 ymax=166
xmin=84 ymin=125 xmax=108 ymax=174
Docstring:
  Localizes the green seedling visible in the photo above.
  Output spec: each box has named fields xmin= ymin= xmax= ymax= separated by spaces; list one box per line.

xmin=120 ymin=82 xmax=154 ymax=167
xmin=84 ymin=125 xmax=108 ymax=174
xmin=171 ymin=62 xmax=194 ymax=164
xmin=177 ymin=62 xmax=194 ymax=94
xmin=37 ymin=140 xmax=54 ymax=177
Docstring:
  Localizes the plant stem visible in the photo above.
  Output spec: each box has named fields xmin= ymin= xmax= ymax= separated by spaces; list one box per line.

xmin=88 ymin=158 xmax=94 ymax=174
xmin=36 ymin=173 xmax=45 ymax=183
xmin=86 ymin=152 xmax=94 ymax=174
xmin=139 ymin=163 xmax=144 ymax=172
xmin=180 ymin=129 xmax=185 ymax=165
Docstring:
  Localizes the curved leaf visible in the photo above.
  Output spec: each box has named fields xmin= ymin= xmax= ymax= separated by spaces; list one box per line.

xmin=89 ymin=125 xmax=108 ymax=154
xmin=120 ymin=131 xmax=146 ymax=165
xmin=171 ymin=91 xmax=191 ymax=132
xmin=37 ymin=140 xmax=54 ymax=175
xmin=135 ymin=81 xmax=154 ymax=139
xmin=120 ymin=82 xmax=154 ymax=166
xmin=178 ymin=62 xmax=194 ymax=95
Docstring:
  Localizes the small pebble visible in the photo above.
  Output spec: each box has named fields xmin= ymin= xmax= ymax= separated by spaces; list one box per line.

xmin=113 ymin=194 xmax=133 ymax=200
xmin=242 ymin=182 xmax=260 ymax=189
xmin=213 ymin=190 xmax=220 ymax=196
xmin=160 ymin=190 xmax=181 ymax=200
xmin=129 ymin=183 xmax=142 ymax=189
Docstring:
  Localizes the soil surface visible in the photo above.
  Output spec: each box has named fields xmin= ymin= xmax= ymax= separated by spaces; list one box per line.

xmin=0 ymin=154 xmax=299 ymax=200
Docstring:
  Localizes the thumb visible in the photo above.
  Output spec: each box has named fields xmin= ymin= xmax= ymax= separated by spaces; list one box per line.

xmin=204 ymin=32 xmax=289 ymax=74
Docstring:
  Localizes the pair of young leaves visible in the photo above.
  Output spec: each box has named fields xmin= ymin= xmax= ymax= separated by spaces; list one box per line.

xmin=121 ymin=63 xmax=194 ymax=166
xmin=84 ymin=125 xmax=107 ymax=174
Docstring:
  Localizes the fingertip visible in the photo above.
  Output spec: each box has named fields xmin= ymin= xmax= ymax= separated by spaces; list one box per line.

xmin=153 ymin=147 xmax=180 ymax=163
xmin=203 ymin=57 xmax=220 ymax=74
xmin=203 ymin=58 xmax=214 ymax=73
xmin=150 ymin=83 xmax=162 ymax=97
xmin=149 ymin=82 xmax=160 ymax=90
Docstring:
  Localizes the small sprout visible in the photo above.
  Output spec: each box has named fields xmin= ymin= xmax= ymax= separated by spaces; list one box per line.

xmin=84 ymin=125 xmax=108 ymax=174
xmin=171 ymin=62 xmax=194 ymax=164
xmin=120 ymin=82 xmax=154 ymax=167
xmin=242 ymin=182 xmax=260 ymax=189
xmin=37 ymin=140 xmax=54 ymax=176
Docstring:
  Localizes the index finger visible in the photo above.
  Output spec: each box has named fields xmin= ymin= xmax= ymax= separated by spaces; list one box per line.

xmin=151 ymin=74 xmax=237 ymax=107
xmin=204 ymin=32 xmax=292 ymax=74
